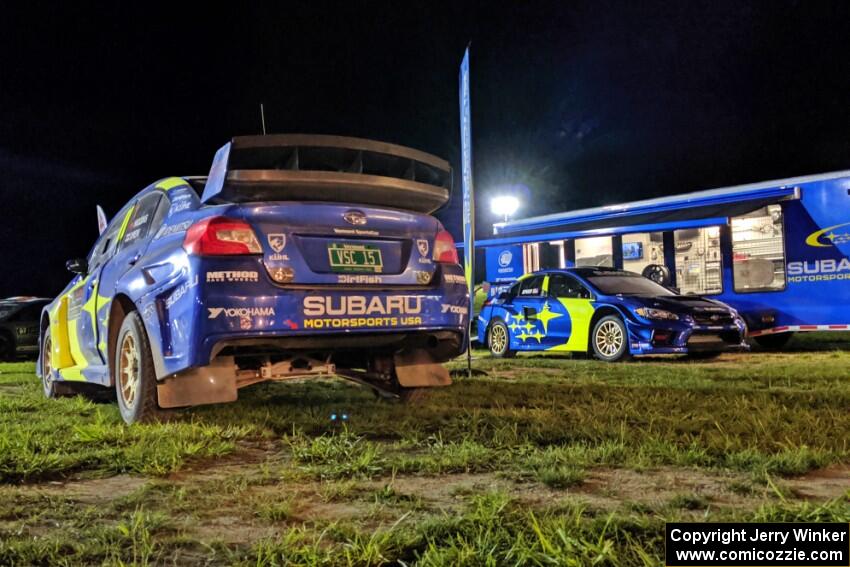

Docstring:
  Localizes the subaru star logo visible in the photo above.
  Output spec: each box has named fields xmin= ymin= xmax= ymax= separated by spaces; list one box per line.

xmin=343 ymin=210 xmax=367 ymax=225
xmin=498 ymin=250 xmax=513 ymax=268
xmin=268 ymin=233 xmax=286 ymax=253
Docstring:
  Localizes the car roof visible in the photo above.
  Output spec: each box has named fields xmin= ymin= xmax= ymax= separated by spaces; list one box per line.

xmin=524 ymin=267 xmax=637 ymax=279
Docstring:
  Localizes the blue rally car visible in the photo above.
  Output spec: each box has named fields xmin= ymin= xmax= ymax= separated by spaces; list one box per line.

xmin=38 ymin=135 xmax=469 ymax=423
xmin=478 ymin=267 xmax=747 ymax=361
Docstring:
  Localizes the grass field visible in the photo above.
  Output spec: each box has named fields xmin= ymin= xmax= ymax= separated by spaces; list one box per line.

xmin=1 ymin=334 xmax=850 ymax=565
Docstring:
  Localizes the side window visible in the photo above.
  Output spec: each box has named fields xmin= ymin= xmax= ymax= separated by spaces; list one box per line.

xmin=549 ymin=274 xmax=591 ymax=299
xmin=120 ymin=193 xmax=162 ymax=248
xmin=89 ymin=207 xmax=129 ymax=269
xmin=517 ymin=275 xmax=545 ymax=297
xmin=149 ymin=194 xmax=171 ymax=238
xmin=732 ymin=205 xmax=786 ymax=293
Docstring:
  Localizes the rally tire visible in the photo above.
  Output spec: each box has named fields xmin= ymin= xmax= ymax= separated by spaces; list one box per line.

xmin=487 ymin=320 xmax=516 ymax=358
xmin=41 ymin=328 xmax=73 ymax=398
xmin=591 ymin=315 xmax=631 ymax=362
xmin=114 ymin=312 xmax=160 ymax=424
xmin=753 ymin=332 xmax=794 ymax=349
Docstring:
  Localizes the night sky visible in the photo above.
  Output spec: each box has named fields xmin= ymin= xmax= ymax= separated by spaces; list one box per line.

xmin=3 ymin=1 xmax=850 ymax=298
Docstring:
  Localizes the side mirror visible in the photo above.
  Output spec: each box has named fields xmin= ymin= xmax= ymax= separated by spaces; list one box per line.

xmin=66 ymin=258 xmax=88 ymax=275
xmin=497 ymin=292 xmax=511 ymax=301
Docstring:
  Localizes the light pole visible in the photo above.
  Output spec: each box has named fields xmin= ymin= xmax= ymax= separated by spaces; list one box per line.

xmin=490 ymin=195 xmax=520 ymax=223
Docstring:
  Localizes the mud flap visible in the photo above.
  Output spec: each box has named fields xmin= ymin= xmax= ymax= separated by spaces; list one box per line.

xmin=393 ymin=349 xmax=452 ymax=388
xmin=156 ymin=356 xmax=238 ymax=408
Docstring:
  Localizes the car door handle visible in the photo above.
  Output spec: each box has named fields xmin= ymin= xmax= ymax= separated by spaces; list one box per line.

xmin=523 ymin=306 xmax=537 ymax=319
xmin=128 ymin=253 xmax=141 ymax=266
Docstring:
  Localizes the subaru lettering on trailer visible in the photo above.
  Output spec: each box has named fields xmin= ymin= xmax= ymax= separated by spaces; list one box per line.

xmin=37 ymin=135 xmax=468 ymax=424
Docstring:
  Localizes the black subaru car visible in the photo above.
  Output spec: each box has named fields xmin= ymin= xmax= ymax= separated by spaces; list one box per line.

xmin=0 ymin=297 xmax=50 ymax=360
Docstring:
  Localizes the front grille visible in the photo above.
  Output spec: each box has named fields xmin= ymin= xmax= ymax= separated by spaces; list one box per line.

xmin=687 ymin=330 xmax=742 ymax=348
xmin=692 ymin=310 xmax=734 ymax=326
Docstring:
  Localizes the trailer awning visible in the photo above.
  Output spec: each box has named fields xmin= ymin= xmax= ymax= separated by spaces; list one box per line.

xmin=492 ymin=172 xmax=833 ymax=238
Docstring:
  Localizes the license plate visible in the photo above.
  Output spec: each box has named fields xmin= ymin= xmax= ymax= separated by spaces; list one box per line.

xmin=328 ymin=243 xmax=383 ymax=273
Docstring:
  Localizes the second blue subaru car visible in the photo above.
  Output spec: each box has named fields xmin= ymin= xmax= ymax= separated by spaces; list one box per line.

xmin=478 ymin=267 xmax=747 ymax=361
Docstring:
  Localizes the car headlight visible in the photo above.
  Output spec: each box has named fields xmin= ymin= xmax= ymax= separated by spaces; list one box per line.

xmin=634 ymin=307 xmax=679 ymax=321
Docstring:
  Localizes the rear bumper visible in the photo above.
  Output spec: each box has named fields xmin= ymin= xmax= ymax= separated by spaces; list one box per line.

xmin=205 ymin=328 xmax=465 ymax=363
xmin=145 ymin=259 xmax=469 ymax=377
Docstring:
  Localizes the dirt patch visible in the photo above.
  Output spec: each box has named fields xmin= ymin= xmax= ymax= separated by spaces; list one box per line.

xmin=26 ymin=474 xmax=148 ymax=505
xmin=167 ymin=441 xmax=281 ymax=482
xmin=367 ymin=467 xmax=764 ymax=512
xmin=784 ymin=465 xmax=850 ymax=500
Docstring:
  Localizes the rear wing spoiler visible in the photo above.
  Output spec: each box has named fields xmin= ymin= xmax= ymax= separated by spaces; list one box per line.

xmin=201 ymin=134 xmax=452 ymax=213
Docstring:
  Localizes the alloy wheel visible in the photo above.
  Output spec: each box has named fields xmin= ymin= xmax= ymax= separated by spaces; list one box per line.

xmin=490 ymin=324 xmax=508 ymax=354
xmin=119 ymin=334 xmax=140 ymax=408
xmin=595 ymin=320 xmax=623 ymax=357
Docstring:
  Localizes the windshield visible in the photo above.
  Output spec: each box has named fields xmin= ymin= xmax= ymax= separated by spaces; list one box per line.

xmin=586 ymin=274 xmax=675 ymax=296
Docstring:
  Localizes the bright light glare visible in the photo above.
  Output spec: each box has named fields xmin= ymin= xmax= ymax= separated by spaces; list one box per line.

xmin=490 ymin=195 xmax=520 ymax=218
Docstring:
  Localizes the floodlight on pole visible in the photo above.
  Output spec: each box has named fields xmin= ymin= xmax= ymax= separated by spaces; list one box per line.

xmin=490 ymin=195 xmax=520 ymax=222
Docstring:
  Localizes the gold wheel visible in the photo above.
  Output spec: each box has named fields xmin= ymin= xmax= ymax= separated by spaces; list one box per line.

xmin=489 ymin=323 xmax=508 ymax=354
xmin=118 ymin=333 xmax=139 ymax=408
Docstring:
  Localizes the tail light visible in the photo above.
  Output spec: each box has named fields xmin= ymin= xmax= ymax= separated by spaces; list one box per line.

xmin=183 ymin=217 xmax=263 ymax=256
xmin=433 ymin=230 xmax=459 ymax=264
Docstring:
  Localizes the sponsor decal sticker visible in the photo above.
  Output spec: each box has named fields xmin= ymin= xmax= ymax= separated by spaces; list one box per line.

xmin=270 ymin=266 xmax=295 ymax=283
xmin=208 ymin=306 xmax=275 ymax=319
xmin=333 ymin=228 xmax=379 ymax=237
xmin=805 ymin=222 xmax=850 ymax=247
xmin=155 ymin=220 xmax=192 ymax=239
xmin=302 ymin=295 xmax=422 ymax=329
xmin=268 ymin=233 xmax=286 ymax=253
xmin=130 ymin=214 xmax=149 ymax=229
xmin=165 ymin=275 xmax=199 ymax=308
xmin=788 ymin=259 xmax=850 ymax=283
xmin=170 ymin=200 xmax=193 ymax=213
xmin=441 ymin=304 xmax=468 ymax=315
xmin=414 ymin=270 xmax=432 ymax=284
xmin=267 ymin=233 xmax=290 ymax=261
xmin=498 ymin=250 xmax=513 ymax=268
xmin=338 ymin=274 xmax=383 ymax=284
xmin=444 ymin=273 xmax=466 ymax=285
xmin=206 ymin=271 xmax=259 ymax=283
xmin=123 ymin=228 xmax=142 ymax=242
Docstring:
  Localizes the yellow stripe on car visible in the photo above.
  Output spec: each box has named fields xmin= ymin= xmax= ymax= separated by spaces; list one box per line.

xmin=116 ymin=205 xmax=135 ymax=241
xmin=155 ymin=177 xmax=187 ymax=191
